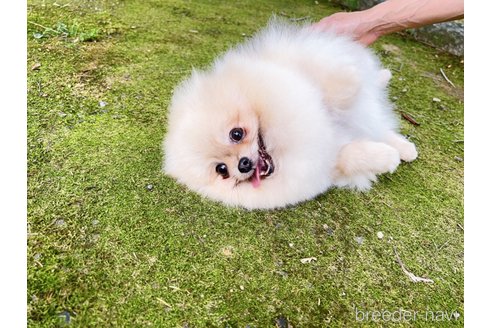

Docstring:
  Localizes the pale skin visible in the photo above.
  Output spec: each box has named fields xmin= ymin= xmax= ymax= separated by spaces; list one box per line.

xmin=312 ymin=0 xmax=464 ymax=45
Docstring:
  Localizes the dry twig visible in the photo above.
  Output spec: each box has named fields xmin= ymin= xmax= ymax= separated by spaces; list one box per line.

xmin=290 ymin=16 xmax=311 ymax=22
xmin=400 ymin=112 xmax=420 ymax=126
xmin=440 ymin=68 xmax=456 ymax=88
xmin=156 ymin=298 xmax=172 ymax=308
xmin=393 ymin=246 xmax=434 ymax=283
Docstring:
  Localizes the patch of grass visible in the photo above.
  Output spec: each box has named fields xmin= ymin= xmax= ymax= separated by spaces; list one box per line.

xmin=30 ymin=20 xmax=101 ymax=42
xmin=28 ymin=0 xmax=463 ymax=327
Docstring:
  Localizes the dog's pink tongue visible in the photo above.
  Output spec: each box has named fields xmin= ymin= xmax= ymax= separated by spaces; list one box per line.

xmin=252 ymin=165 xmax=261 ymax=188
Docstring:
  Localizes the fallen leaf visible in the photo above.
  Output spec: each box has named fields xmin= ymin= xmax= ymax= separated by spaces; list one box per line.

xmin=300 ymin=257 xmax=317 ymax=264
xmin=382 ymin=43 xmax=401 ymax=55
xmin=221 ymin=246 xmax=234 ymax=257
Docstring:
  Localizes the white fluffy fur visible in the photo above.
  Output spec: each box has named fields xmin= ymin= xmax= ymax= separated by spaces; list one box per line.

xmin=163 ymin=19 xmax=417 ymax=209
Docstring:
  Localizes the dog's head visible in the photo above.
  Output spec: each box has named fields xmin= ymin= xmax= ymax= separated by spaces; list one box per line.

xmin=163 ymin=68 xmax=277 ymax=195
xmin=163 ymin=56 xmax=336 ymax=208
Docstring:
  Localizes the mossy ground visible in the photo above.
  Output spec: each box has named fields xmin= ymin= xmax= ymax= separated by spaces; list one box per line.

xmin=27 ymin=0 xmax=463 ymax=326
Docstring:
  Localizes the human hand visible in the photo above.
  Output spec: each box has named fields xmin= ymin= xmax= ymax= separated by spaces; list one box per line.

xmin=312 ymin=0 xmax=464 ymax=46
xmin=311 ymin=11 xmax=380 ymax=46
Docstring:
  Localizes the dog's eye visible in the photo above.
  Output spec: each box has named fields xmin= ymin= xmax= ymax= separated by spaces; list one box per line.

xmin=229 ymin=128 xmax=245 ymax=142
xmin=215 ymin=163 xmax=229 ymax=179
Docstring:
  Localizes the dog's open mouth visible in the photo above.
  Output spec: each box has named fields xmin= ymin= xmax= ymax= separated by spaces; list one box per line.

xmin=250 ymin=132 xmax=275 ymax=188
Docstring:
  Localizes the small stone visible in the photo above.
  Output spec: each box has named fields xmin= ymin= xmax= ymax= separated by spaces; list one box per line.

xmin=432 ymin=97 xmax=441 ymax=102
xmin=146 ymin=184 xmax=154 ymax=191
xmin=55 ymin=219 xmax=65 ymax=227
xmin=58 ymin=311 xmax=71 ymax=324
xmin=454 ymin=156 xmax=463 ymax=162
xmin=239 ymin=285 xmax=244 ymax=291
xmin=377 ymin=231 xmax=384 ymax=239
xmin=275 ymin=316 xmax=289 ymax=328
xmin=355 ymin=236 xmax=364 ymax=245
xmin=31 ymin=62 xmax=41 ymax=70
xmin=274 ymin=270 xmax=288 ymax=278
xmin=323 ymin=224 xmax=334 ymax=236
xmin=99 ymin=101 xmax=107 ymax=108
xmin=90 ymin=234 xmax=100 ymax=243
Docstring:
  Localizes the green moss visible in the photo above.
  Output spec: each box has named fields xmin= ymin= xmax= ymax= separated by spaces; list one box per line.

xmin=28 ymin=0 xmax=463 ymax=326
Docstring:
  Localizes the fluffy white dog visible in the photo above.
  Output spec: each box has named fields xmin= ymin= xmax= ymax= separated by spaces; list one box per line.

xmin=163 ymin=19 xmax=417 ymax=209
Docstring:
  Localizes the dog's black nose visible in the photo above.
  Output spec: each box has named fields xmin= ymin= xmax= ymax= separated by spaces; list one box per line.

xmin=238 ymin=157 xmax=253 ymax=173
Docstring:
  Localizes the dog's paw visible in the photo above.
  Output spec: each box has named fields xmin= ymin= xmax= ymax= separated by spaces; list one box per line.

xmin=384 ymin=132 xmax=418 ymax=162
xmin=337 ymin=141 xmax=400 ymax=176
xmin=398 ymin=140 xmax=418 ymax=162
xmin=333 ymin=141 xmax=400 ymax=191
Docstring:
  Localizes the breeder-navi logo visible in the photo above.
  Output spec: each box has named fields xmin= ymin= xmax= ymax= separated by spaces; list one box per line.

xmin=354 ymin=307 xmax=461 ymax=322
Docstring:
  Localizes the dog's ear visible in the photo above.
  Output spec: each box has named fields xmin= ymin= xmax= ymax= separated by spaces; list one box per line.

xmin=321 ymin=65 xmax=361 ymax=110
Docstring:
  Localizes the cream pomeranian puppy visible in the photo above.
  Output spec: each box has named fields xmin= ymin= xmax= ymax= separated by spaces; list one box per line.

xmin=163 ymin=19 xmax=417 ymax=209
